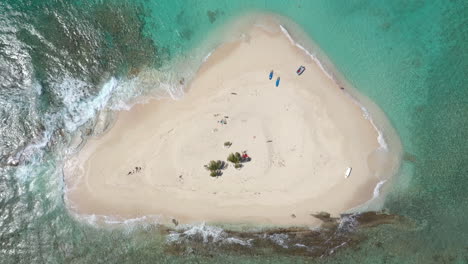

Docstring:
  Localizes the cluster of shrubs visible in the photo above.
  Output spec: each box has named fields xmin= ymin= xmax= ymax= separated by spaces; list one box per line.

xmin=204 ymin=160 xmax=227 ymax=177
xmin=204 ymin=152 xmax=250 ymax=177
xmin=227 ymin=152 xmax=244 ymax=169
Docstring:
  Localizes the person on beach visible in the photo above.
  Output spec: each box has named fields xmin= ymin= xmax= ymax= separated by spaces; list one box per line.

xmin=242 ymin=151 xmax=250 ymax=162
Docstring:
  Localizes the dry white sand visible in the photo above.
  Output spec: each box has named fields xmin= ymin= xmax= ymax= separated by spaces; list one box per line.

xmin=65 ymin=21 xmax=398 ymax=226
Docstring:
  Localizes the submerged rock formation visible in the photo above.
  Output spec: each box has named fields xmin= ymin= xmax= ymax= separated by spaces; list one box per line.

xmin=163 ymin=211 xmax=407 ymax=258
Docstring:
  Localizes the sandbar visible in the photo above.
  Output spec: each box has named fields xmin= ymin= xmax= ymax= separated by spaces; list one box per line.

xmin=65 ymin=19 xmax=396 ymax=226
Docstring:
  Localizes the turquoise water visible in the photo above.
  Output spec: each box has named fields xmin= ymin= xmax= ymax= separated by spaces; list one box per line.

xmin=0 ymin=0 xmax=467 ymax=263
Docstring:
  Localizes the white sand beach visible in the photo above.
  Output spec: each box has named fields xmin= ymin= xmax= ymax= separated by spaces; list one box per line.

xmin=65 ymin=20 xmax=397 ymax=226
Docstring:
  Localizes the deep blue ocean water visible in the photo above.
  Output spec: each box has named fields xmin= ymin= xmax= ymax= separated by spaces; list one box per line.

xmin=0 ymin=0 xmax=467 ymax=263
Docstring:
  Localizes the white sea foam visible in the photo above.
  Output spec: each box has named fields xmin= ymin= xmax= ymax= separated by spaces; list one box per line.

xmin=373 ymin=180 xmax=387 ymax=199
xmin=338 ymin=215 xmax=358 ymax=231
xmin=8 ymin=130 xmax=51 ymax=168
xmin=166 ymin=223 xmax=229 ymax=244
xmin=328 ymin=242 xmax=348 ymax=255
xmin=71 ymin=212 xmax=163 ymax=229
xmin=279 ymin=24 xmax=295 ymax=43
xmin=159 ymin=81 xmax=183 ymax=100
xmin=53 ymin=76 xmax=118 ymax=132
xmin=165 ymin=223 xmax=255 ymax=246
xmin=179 ymin=223 xmax=225 ymax=243
xmin=279 ymin=25 xmax=334 ymax=80
xmin=345 ymin=178 xmax=389 ymax=214
xmin=203 ymin=50 xmax=214 ymax=62
xmin=359 ymin=105 xmax=389 ymax=150
xmin=20 ymin=131 xmax=50 ymax=157
xmin=224 ymin=237 xmax=253 ymax=247
xmin=73 ymin=214 xmax=256 ymax=246
xmin=267 ymin=233 xmax=289 ymax=248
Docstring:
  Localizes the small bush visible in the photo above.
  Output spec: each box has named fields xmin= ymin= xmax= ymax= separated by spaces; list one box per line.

xmin=210 ymin=170 xmax=222 ymax=177
xmin=227 ymin=153 xmax=235 ymax=163
xmin=205 ymin=160 xmax=227 ymax=171
xmin=234 ymin=163 xmax=243 ymax=169
xmin=205 ymin=160 xmax=227 ymax=177
xmin=224 ymin=141 xmax=232 ymax=147
xmin=227 ymin=152 xmax=242 ymax=164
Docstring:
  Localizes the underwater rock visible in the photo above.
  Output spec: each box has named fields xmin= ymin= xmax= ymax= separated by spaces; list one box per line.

xmin=403 ymin=152 xmax=417 ymax=163
xmin=6 ymin=157 xmax=20 ymax=166
xmin=311 ymin=211 xmax=332 ymax=222
xmin=340 ymin=211 xmax=401 ymax=228
xmin=163 ymin=211 xmax=405 ymax=258
xmin=207 ymin=9 xmax=224 ymax=24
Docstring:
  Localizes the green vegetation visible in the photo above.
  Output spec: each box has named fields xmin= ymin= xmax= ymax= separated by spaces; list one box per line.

xmin=210 ymin=170 xmax=222 ymax=177
xmin=224 ymin=141 xmax=232 ymax=148
xmin=227 ymin=152 xmax=242 ymax=164
xmin=205 ymin=160 xmax=227 ymax=171
xmin=204 ymin=160 xmax=227 ymax=177
xmin=227 ymin=152 xmax=245 ymax=169
xmin=204 ymin=151 xmax=250 ymax=176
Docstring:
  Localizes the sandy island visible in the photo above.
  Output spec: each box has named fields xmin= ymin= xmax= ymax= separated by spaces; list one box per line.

xmin=65 ymin=20 xmax=397 ymax=226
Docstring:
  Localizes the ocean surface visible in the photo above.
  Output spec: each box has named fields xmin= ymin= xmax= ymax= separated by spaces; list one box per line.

xmin=0 ymin=0 xmax=467 ymax=263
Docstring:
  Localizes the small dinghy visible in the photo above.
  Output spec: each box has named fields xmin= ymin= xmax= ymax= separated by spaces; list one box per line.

xmin=275 ymin=77 xmax=280 ymax=87
xmin=345 ymin=167 xmax=352 ymax=178
xmin=296 ymin=65 xmax=306 ymax=75
xmin=269 ymin=70 xmax=274 ymax=80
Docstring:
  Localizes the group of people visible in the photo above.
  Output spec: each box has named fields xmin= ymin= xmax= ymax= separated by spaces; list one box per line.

xmin=127 ymin=166 xmax=142 ymax=175
xmin=241 ymin=151 xmax=251 ymax=162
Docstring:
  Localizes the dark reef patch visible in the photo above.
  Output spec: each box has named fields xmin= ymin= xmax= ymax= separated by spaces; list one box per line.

xmin=180 ymin=28 xmax=193 ymax=40
xmin=0 ymin=1 xmax=160 ymax=165
xmin=403 ymin=152 xmax=417 ymax=163
xmin=163 ymin=211 xmax=407 ymax=258
xmin=207 ymin=9 xmax=224 ymax=24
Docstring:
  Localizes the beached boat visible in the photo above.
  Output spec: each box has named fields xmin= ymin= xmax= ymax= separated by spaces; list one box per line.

xmin=345 ymin=167 xmax=352 ymax=178
xmin=296 ymin=65 xmax=306 ymax=75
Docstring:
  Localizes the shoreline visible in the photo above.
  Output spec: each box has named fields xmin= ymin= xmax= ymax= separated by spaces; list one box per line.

xmin=64 ymin=14 xmax=402 ymax=227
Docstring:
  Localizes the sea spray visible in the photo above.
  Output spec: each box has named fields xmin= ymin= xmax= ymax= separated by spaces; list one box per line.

xmin=57 ymin=77 xmax=118 ymax=132
xmin=168 ymin=223 xmax=226 ymax=244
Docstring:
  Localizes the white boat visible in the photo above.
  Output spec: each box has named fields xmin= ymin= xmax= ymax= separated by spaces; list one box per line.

xmin=345 ymin=167 xmax=352 ymax=178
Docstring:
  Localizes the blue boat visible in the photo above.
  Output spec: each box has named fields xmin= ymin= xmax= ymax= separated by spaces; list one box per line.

xmin=275 ymin=77 xmax=280 ymax=87
xmin=269 ymin=70 xmax=273 ymax=80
